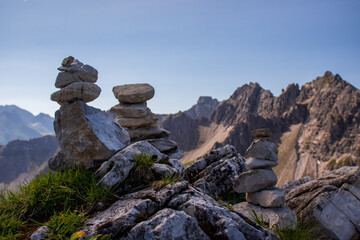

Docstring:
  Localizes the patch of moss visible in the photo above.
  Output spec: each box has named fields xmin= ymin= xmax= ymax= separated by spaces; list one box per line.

xmin=327 ymin=158 xmax=337 ymax=169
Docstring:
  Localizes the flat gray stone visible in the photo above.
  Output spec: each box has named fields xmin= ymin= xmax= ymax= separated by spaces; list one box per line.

xmin=167 ymin=149 xmax=185 ymax=160
xmin=51 ymin=82 xmax=101 ymax=104
xmin=168 ymin=159 xmax=185 ymax=176
xmin=116 ymin=111 xmax=158 ymax=129
xmin=233 ymin=202 xmax=297 ymax=229
xmin=151 ymin=163 xmax=179 ymax=178
xmin=245 ymin=139 xmax=278 ymax=161
xmin=246 ymin=158 xmax=279 ymax=170
xmin=110 ymin=102 xmax=148 ymax=118
xmin=233 ymin=168 xmax=277 ymax=193
xmin=30 ymin=226 xmax=50 ymax=240
xmin=127 ymin=125 xmax=170 ymax=141
xmin=251 ymin=128 xmax=271 ymax=138
xmin=246 ymin=187 xmax=285 ymax=207
xmin=113 ymin=83 xmax=155 ymax=103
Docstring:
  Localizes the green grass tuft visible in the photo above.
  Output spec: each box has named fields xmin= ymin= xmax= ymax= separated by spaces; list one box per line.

xmin=45 ymin=209 xmax=86 ymax=240
xmin=0 ymin=168 xmax=116 ymax=239
xmin=134 ymin=151 xmax=157 ymax=176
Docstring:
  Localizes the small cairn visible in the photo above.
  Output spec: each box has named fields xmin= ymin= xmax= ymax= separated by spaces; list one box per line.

xmin=111 ymin=84 xmax=169 ymax=141
xmin=232 ymin=128 xmax=297 ymax=228
xmin=51 ymin=56 xmax=101 ymax=104
xmin=111 ymin=83 xmax=184 ymax=159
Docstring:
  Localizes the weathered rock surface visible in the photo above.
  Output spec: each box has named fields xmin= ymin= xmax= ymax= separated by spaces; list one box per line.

xmin=246 ymin=187 xmax=285 ymax=208
xmin=113 ymin=84 xmax=155 ymax=103
xmin=51 ymin=82 xmax=101 ymax=104
xmin=52 ymin=101 xmax=130 ymax=169
xmin=184 ymin=96 xmax=219 ymax=119
xmin=121 ymin=208 xmax=210 ymax=240
xmin=245 ymin=139 xmax=278 ymax=161
xmin=147 ymin=138 xmax=178 ymax=153
xmin=30 ymin=226 xmax=50 ymax=240
xmin=286 ymin=166 xmax=360 ymax=240
xmin=282 ymin=176 xmax=313 ymax=194
xmin=246 ymin=158 xmax=279 ymax=170
xmin=127 ymin=125 xmax=170 ymax=141
xmin=116 ymin=111 xmax=158 ymax=129
xmin=184 ymin=145 xmax=247 ymax=198
xmin=233 ymin=202 xmax=297 ymax=229
xmin=233 ymin=169 xmax=277 ymax=193
xmin=55 ymin=64 xmax=98 ymax=88
xmin=110 ymin=102 xmax=148 ymax=118
xmin=80 ymin=182 xmax=279 ymax=240
xmin=96 ymin=141 xmax=165 ymax=187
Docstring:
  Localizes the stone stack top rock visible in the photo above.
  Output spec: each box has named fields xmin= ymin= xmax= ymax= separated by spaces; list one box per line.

xmin=51 ymin=56 xmax=100 ymax=105
xmin=113 ymin=84 xmax=155 ymax=103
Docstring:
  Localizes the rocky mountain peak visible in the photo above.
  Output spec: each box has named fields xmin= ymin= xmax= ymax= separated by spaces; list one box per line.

xmin=184 ymin=96 xmax=219 ymax=119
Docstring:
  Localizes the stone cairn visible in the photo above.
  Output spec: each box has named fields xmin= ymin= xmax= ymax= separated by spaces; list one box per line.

xmin=49 ymin=56 xmax=130 ymax=170
xmin=232 ymin=128 xmax=297 ymax=228
xmin=110 ymin=83 xmax=184 ymax=160
xmin=51 ymin=56 xmax=101 ymax=105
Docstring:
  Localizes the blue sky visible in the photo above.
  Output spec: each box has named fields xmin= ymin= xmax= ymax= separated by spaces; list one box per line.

xmin=0 ymin=0 xmax=359 ymax=116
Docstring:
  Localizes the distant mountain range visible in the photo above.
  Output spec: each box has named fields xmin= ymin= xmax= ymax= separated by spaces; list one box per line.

xmin=0 ymin=105 xmax=54 ymax=145
xmin=161 ymin=72 xmax=360 ymax=186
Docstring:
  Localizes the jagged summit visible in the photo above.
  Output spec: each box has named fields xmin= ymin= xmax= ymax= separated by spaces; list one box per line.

xmin=161 ymin=71 xmax=360 ymax=184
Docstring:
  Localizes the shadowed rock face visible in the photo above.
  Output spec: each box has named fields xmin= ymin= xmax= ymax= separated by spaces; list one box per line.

xmin=161 ymin=72 xmax=360 ymax=181
xmin=184 ymin=96 xmax=219 ymax=119
xmin=52 ymin=101 xmax=130 ymax=169
xmin=286 ymin=166 xmax=360 ymax=240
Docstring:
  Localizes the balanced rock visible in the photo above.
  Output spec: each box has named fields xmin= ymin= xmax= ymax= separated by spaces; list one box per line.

xmin=246 ymin=158 xmax=279 ymax=170
xmin=52 ymin=100 xmax=130 ymax=169
xmin=245 ymin=138 xmax=278 ymax=161
xmin=233 ymin=168 xmax=277 ymax=193
xmin=55 ymin=64 xmax=98 ymax=88
xmin=51 ymin=82 xmax=101 ymax=105
xmin=116 ymin=111 xmax=158 ymax=129
xmin=246 ymin=187 xmax=285 ymax=208
xmin=110 ymin=102 xmax=148 ymax=118
xmin=113 ymin=83 xmax=155 ymax=103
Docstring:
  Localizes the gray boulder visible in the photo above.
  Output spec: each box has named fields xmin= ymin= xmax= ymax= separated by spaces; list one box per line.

xmin=184 ymin=145 xmax=247 ymax=198
xmin=30 ymin=226 xmax=50 ymax=240
xmin=80 ymin=181 xmax=279 ymax=240
xmin=121 ymin=208 xmax=210 ymax=240
xmin=286 ymin=166 xmax=360 ymax=240
xmin=52 ymin=101 xmax=130 ymax=170
xmin=96 ymin=141 xmax=165 ymax=187
xmin=246 ymin=187 xmax=285 ymax=208
xmin=233 ymin=202 xmax=297 ymax=229
xmin=233 ymin=169 xmax=277 ymax=193
xmin=245 ymin=139 xmax=278 ymax=161
xmin=116 ymin=111 xmax=158 ymax=129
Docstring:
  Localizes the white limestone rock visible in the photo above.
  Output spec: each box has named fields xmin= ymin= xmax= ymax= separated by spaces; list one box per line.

xmin=245 ymin=139 xmax=278 ymax=161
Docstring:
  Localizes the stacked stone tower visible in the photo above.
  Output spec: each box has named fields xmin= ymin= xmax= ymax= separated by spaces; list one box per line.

xmin=232 ymin=128 xmax=296 ymax=228
xmin=111 ymin=83 xmax=184 ymax=159
xmin=49 ymin=57 xmax=130 ymax=170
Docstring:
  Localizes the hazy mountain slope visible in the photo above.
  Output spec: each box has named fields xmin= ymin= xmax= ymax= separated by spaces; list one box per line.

xmin=161 ymin=72 xmax=360 ymax=184
xmin=0 ymin=135 xmax=58 ymax=185
xmin=0 ymin=105 xmax=55 ymax=145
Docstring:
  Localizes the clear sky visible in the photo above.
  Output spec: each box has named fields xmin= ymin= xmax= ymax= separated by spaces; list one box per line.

xmin=0 ymin=0 xmax=359 ymax=116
